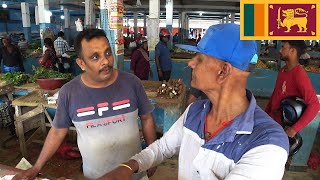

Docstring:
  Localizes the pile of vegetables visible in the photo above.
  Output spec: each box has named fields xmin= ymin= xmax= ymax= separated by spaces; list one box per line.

xmin=29 ymin=66 xmax=73 ymax=82
xmin=0 ymin=67 xmax=73 ymax=86
xmin=0 ymin=72 xmax=30 ymax=86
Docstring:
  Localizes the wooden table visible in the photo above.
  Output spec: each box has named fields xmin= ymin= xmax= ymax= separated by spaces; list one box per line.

xmin=11 ymin=89 xmax=58 ymax=157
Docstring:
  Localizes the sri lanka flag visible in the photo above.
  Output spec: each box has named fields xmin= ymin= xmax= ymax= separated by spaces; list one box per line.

xmin=240 ymin=0 xmax=320 ymax=40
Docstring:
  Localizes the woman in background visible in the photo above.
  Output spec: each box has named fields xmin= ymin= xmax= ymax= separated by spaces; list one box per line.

xmin=39 ymin=38 xmax=59 ymax=70
xmin=130 ymin=37 xmax=152 ymax=80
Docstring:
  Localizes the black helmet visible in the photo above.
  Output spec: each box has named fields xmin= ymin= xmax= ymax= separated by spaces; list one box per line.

xmin=280 ymin=97 xmax=306 ymax=127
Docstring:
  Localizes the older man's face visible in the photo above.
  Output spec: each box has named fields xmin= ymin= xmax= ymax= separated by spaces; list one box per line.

xmin=188 ymin=53 xmax=221 ymax=91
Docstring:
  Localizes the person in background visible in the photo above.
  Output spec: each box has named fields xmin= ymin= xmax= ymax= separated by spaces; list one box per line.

xmin=13 ymin=28 xmax=157 ymax=180
xmin=99 ymin=24 xmax=289 ymax=180
xmin=155 ymin=28 xmax=172 ymax=81
xmin=130 ymin=37 xmax=152 ymax=80
xmin=17 ymin=33 xmax=29 ymax=56
xmin=265 ymin=40 xmax=320 ymax=138
xmin=196 ymin=34 xmax=202 ymax=44
xmin=54 ymin=31 xmax=70 ymax=56
xmin=0 ymin=36 xmax=24 ymax=73
xmin=39 ymin=38 xmax=59 ymax=70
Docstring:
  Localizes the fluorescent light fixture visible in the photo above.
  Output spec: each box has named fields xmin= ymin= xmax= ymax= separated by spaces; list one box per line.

xmin=2 ymin=3 xmax=7 ymax=8
xmin=82 ymin=1 xmax=85 ymax=4
xmin=199 ymin=12 xmax=203 ymax=16
xmin=60 ymin=15 xmax=65 ymax=19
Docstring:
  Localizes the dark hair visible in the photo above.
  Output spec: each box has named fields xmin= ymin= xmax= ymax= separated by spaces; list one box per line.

xmin=282 ymin=40 xmax=307 ymax=58
xmin=44 ymin=38 xmax=54 ymax=48
xmin=74 ymin=28 xmax=108 ymax=57
xmin=57 ymin=31 xmax=64 ymax=37
xmin=20 ymin=33 xmax=25 ymax=36
xmin=44 ymin=38 xmax=57 ymax=54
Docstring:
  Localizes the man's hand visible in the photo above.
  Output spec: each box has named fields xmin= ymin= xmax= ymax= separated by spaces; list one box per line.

xmin=12 ymin=167 xmax=40 ymax=180
xmin=147 ymin=166 xmax=157 ymax=177
xmin=285 ymin=126 xmax=297 ymax=138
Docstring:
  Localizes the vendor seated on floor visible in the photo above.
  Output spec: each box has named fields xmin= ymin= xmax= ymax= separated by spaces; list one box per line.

xmin=38 ymin=38 xmax=60 ymax=71
xmin=299 ymin=52 xmax=310 ymax=65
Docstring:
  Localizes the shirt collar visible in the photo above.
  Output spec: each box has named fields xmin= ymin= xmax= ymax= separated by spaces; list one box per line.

xmin=203 ymin=90 xmax=257 ymax=145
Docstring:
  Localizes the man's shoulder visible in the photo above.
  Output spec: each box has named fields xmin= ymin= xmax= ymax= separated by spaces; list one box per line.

xmin=251 ymin=107 xmax=289 ymax=152
xmin=59 ymin=76 xmax=81 ymax=94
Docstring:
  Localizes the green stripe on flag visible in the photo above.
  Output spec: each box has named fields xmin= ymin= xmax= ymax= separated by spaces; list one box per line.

xmin=244 ymin=4 xmax=254 ymax=36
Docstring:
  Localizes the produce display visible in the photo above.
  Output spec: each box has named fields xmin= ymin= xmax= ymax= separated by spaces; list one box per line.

xmin=0 ymin=72 xmax=30 ymax=86
xmin=25 ymin=42 xmax=42 ymax=58
xmin=157 ymin=79 xmax=184 ymax=98
xmin=0 ymin=67 xmax=73 ymax=86
xmin=255 ymin=59 xmax=320 ymax=73
xmin=30 ymin=66 xmax=73 ymax=82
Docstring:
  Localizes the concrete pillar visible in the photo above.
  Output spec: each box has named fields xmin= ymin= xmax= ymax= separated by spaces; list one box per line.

xmin=100 ymin=0 xmax=124 ymax=70
xmin=222 ymin=17 xmax=225 ymax=24
xmin=64 ymin=8 xmax=70 ymax=45
xmin=85 ymin=0 xmax=95 ymax=28
xmin=181 ymin=11 xmax=186 ymax=41
xmin=226 ymin=15 xmax=229 ymax=23
xmin=35 ymin=6 xmax=39 ymax=25
xmin=178 ymin=12 xmax=182 ymax=43
xmin=231 ymin=13 xmax=235 ymax=23
xmin=21 ymin=2 xmax=32 ymax=42
xmin=166 ymin=0 xmax=173 ymax=49
xmin=134 ymin=11 xmax=138 ymax=38
xmin=38 ymin=0 xmax=51 ymax=48
xmin=143 ymin=12 xmax=147 ymax=36
xmin=147 ymin=0 xmax=160 ymax=60
xmin=186 ymin=15 xmax=189 ymax=38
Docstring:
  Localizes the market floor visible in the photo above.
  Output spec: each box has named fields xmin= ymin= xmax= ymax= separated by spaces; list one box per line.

xmin=0 ymin=98 xmax=319 ymax=179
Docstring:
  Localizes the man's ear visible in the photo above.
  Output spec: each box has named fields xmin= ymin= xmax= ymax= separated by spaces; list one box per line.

xmin=217 ymin=63 xmax=231 ymax=83
xmin=76 ymin=58 xmax=86 ymax=71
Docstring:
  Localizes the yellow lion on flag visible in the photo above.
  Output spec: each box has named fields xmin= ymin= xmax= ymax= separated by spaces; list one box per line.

xmin=277 ymin=8 xmax=308 ymax=33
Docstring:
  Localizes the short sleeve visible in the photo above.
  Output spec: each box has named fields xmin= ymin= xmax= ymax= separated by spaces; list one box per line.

xmin=135 ymin=78 xmax=154 ymax=116
xmin=52 ymin=88 xmax=73 ymax=128
xmin=155 ymin=43 xmax=161 ymax=57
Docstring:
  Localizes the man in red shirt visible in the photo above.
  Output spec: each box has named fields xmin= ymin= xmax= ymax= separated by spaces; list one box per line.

xmin=265 ymin=40 xmax=320 ymax=138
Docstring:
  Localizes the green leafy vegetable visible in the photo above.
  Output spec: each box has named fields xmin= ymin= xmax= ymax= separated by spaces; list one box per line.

xmin=30 ymin=66 xmax=73 ymax=82
xmin=0 ymin=72 xmax=30 ymax=86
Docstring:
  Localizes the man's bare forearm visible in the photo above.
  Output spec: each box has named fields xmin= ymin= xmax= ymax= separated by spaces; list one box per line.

xmin=140 ymin=113 xmax=157 ymax=145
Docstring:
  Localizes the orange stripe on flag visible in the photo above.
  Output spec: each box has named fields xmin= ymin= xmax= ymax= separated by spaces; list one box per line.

xmin=254 ymin=4 xmax=264 ymax=36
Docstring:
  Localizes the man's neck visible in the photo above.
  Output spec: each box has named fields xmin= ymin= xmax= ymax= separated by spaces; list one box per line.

xmin=285 ymin=60 xmax=299 ymax=71
xmin=207 ymin=89 xmax=249 ymax=125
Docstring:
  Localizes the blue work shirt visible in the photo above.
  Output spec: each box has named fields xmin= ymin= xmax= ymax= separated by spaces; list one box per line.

xmin=132 ymin=90 xmax=289 ymax=179
xmin=155 ymin=41 xmax=172 ymax=71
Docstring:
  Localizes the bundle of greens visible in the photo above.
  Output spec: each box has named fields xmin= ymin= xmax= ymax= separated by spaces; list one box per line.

xmin=0 ymin=72 xmax=30 ymax=86
xmin=29 ymin=66 xmax=73 ymax=82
